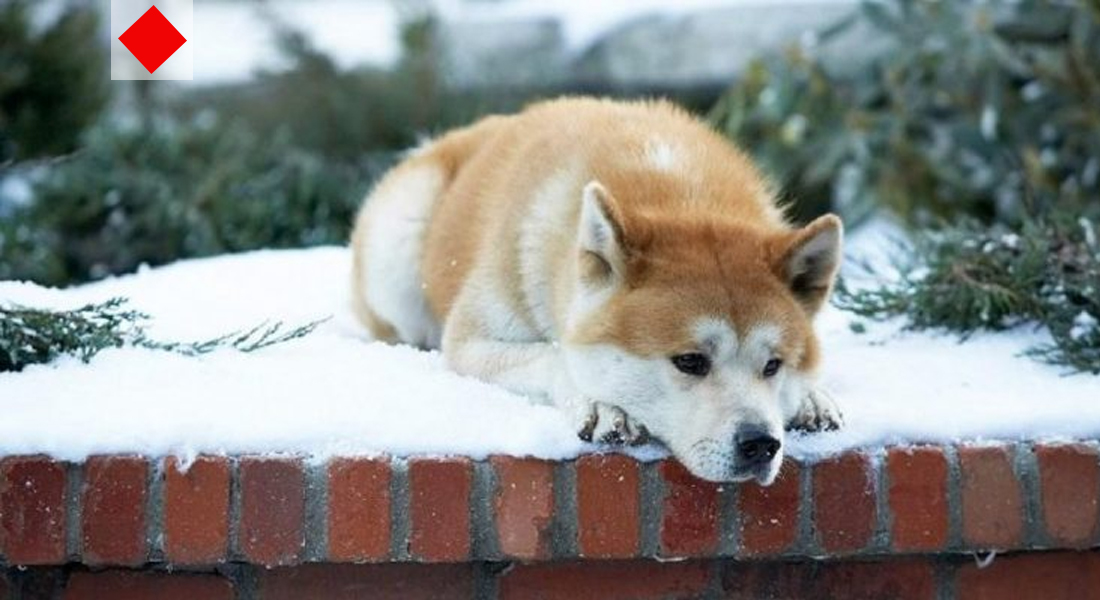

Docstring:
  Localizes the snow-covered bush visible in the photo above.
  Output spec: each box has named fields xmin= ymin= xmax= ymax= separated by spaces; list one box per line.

xmin=0 ymin=120 xmax=379 ymax=285
xmin=838 ymin=216 xmax=1100 ymax=373
xmin=709 ymin=0 xmax=1100 ymax=226
xmin=0 ymin=17 xmax=526 ymax=286
xmin=709 ymin=0 xmax=1100 ymax=372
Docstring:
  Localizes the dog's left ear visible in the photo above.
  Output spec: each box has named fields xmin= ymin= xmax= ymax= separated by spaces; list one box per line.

xmin=773 ymin=214 xmax=843 ymax=315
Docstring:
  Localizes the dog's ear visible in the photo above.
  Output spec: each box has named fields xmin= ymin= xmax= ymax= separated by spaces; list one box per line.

xmin=578 ymin=181 xmax=627 ymax=284
xmin=774 ymin=214 xmax=843 ymax=314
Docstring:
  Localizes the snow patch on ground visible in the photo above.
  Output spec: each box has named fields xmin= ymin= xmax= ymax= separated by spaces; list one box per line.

xmin=433 ymin=0 xmax=856 ymax=53
xmin=192 ymin=1 xmax=401 ymax=85
xmin=1071 ymin=311 xmax=1099 ymax=341
xmin=1 ymin=240 xmax=1097 ymax=463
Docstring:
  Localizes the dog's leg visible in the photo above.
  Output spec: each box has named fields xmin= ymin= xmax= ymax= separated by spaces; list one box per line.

xmin=786 ymin=385 xmax=844 ymax=432
xmin=442 ymin=289 xmax=648 ymax=445
xmin=446 ymin=335 xmax=650 ymax=445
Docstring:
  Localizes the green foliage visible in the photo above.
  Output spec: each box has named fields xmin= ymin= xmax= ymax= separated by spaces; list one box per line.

xmin=1 ymin=298 xmax=136 ymax=372
xmin=709 ymin=0 xmax=1100 ymax=226
xmin=0 ymin=16 xmax=534 ymax=287
xmin=709 ymin=44 xmax=855 ymax=224
xmin=0 ymin=119 xmax=382 ymax=285
xmin=837 ymin=215 xmax=1100 ymax=373
xmin=1 ymin=298 xmax=325 ymax=373
xmin=726 ymin=0 xmax=1100 ymax=372
xmin=0 ymin=0 xmax=109 ymax=162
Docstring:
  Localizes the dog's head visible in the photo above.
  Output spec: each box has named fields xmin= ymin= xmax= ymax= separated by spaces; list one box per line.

xmin=563 ymin=181 xmax=842 ymax=484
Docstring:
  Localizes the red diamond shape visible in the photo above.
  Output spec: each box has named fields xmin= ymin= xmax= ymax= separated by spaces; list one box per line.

xmin=118 ymin=5 xmax=187 ymax=74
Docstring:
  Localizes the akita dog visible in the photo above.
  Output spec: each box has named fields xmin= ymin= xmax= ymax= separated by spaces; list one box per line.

xmin=350 ymin=97 xmax=842 ymax=484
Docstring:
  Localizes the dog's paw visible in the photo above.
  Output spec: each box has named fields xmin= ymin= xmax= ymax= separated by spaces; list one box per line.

xmin=576 ymin=401 xmax=650 ymax=446
xmin=788 ymin=387 xmax=843 ymax=432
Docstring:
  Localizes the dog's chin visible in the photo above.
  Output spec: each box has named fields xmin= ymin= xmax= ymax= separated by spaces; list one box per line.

xmin=728 ymin=465 xmax=779 ymax=486
xmin=752 ymin=467 xmax=780 ymax=486
xmin=684 ymin=461 xmax=780 ymax=485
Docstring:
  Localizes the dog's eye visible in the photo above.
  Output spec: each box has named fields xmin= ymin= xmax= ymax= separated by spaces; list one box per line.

xmin=762 ymin=358 xmax=783 ymax=378
xmin=671 ymin=353 xmax=711 ymax=376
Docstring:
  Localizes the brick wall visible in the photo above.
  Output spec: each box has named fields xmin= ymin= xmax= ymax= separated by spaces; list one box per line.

xmin=1 ymin=443 xmax=1098 ymax=598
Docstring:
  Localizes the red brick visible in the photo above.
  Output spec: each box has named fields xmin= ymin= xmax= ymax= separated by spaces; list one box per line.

xmin=163 ymin=455 xmax=229 ymax=565
xmin=492 ymin=456 xmax=554 ymax=560
xmin=82 ymin=456 xmax=148 ymax=566
xmin=327 ymin=457 xmax=391 ymax=562
xmin=738 ymin=459 xmax=801 ymax=556
xmin=239 ymin=457 xmax=305 ymax=566
xmin=0 ymin=456 xmax=67 ymax=564
xmin=260 ymin=564 xmax=474 ymax=600
xmin=813 ymin=452 xmax=875 ymax=554
xmin=956 ymin=551 xmax=1100 ymax=600
xmin=659 ymin=459 xmax=720 ymax=557
xmin=500 ymin=559 xmax=711 ymax=600
xmin=62 ymin=571 xmax=233 ymax=600
xmin=723 ymin=558 xmax=936 ymax=600
xmin=408 ymin=458 xmax=472 ymax=562
xmin=887 ymin=446 xmax=949 ymax=551
xmin=575 ymin=454 xmax=640 ymax=559
xmin=958 ymin=445 xmax=1022 ymax=548
xmin=1035 ymin=444 xmax=1100 ymax=547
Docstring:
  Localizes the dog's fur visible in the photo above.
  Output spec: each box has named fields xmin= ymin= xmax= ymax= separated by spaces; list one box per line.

xmin=350 ymin=97 xmax=843 ymax=483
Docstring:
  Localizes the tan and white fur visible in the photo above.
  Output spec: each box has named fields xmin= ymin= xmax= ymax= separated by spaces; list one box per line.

xmin=350 ymin=98 xmax=843 ymax=484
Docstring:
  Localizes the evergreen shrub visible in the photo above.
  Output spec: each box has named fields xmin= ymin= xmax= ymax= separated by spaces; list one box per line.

xmin=709 ymin=0 xmax=1100 ymax=226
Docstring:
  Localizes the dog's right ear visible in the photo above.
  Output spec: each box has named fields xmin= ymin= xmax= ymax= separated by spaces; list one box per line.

xmin=578 ymin=181 xmax=627 ymax=284
xmin=773 ymin=214 xmax=844 ymax=315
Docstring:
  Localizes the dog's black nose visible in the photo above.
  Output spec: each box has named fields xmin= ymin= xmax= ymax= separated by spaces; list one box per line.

xmin=737 ymin=429 xmax=781 ymax=464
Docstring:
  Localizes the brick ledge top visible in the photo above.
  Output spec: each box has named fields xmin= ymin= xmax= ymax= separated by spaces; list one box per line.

xmin=1 ymin=442 xmax=1098 ymax=568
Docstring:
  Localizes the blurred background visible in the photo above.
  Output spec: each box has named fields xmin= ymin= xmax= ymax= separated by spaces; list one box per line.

xmin=1 ymin=1 xmax=1098 ymax=364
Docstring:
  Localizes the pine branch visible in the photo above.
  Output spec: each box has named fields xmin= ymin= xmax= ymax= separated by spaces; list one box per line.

xmin=0 ymin=297 xmax=327 ymax=372
xmin=0 ymin=298 xmax=141 ymax=372
xmin=139 ymin=318 xmax=327 ymax=356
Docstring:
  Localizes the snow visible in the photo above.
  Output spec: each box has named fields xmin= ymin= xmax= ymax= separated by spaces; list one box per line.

xmin=1071 ymin=311 xmax=1098 ymax=341
xmin=192 ymin=1 xmax=401 ymax=85
xmin=1 ymin=229 xmax=1098 ymax=464
xmin=0 ymin=249 xmax=590 ymax=463
xmin=432 ymin=0 xmax=856 ymax=54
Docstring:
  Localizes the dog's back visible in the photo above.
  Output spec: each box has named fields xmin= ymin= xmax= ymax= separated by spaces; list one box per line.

xmin=352 ymin=97 xmax=785 ymax=348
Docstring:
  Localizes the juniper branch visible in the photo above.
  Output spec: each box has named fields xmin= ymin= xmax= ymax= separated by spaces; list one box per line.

xmin=1 ymin=297 xmax=328 ymax=372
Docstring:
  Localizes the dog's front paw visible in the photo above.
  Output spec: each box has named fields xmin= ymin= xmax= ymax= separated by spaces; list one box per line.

xmin=788 ymin=387 xmax=843 ymax=432
xmin=576 ymin=401 xmax=650 ymax=446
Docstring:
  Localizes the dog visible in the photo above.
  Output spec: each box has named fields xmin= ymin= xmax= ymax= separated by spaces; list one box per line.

xmin=349 ymin=97 xmax=843 ymax=484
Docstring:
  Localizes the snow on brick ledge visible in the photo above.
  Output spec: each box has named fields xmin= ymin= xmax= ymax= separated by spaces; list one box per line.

xmin=4 ymin=245 xmax=1100 ymax=466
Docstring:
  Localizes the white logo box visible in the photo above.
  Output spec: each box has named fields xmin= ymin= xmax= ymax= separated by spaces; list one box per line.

xmin=111 ymin=0 xmax=193 ymax=81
